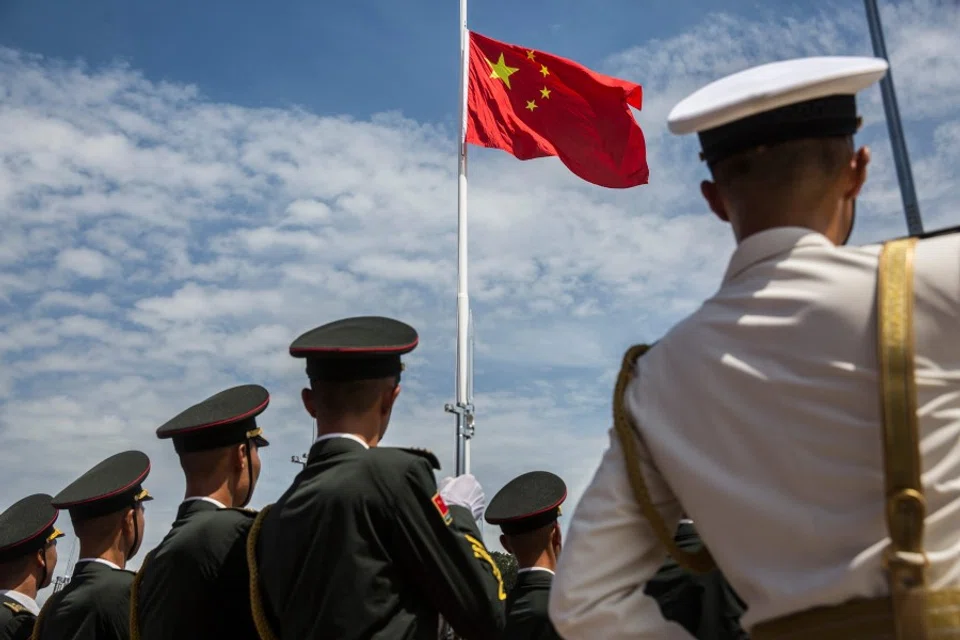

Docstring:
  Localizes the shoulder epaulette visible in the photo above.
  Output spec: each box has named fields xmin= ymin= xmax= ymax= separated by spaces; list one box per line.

xmin=2 ymin=600 xmax=24 ymax=614
xmin=395 ymin=447 xmax=442 ymax=470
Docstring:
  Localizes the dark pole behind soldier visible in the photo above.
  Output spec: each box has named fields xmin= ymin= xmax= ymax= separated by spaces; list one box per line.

xmin=0 ymin=495 xmax=64 ymax=640
xmin=33 ymin=451 xmax=152 ymax=640
xmin=485 ymin=471 xmax=566 ymax=640
xmin=247 ymin=316 xmax=506 ymax=640
xmin=643 ymin=518 xmax=748 ymax=640
xmin=130 ymin=384 xmax=271 ymax=640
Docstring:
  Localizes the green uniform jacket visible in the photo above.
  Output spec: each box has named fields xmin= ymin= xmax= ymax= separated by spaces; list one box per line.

xmin=33 ymin=561 xmax=133 ymax=640
xmin=643 ymin=522 xmax=748 ymax=640
xmin=0 ymin=595 xmax=36 ymax=640
xmin=131 ymin=499 xmax=258 ymax=640
xmin=502 ymin=569 xmax=561 ymax=640
xmin=253 ymin=436 xmax=507 ymax=640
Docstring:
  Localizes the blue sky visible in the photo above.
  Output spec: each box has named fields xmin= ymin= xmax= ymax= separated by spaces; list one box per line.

xmin=4 ymin=0 xmax=800 ymax=124
xmin=0 ymin=0 xmax=958 ymax=592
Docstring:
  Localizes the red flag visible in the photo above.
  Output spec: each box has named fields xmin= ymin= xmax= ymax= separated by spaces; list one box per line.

xmin=465 ymin=31 xmax=648 ymax=189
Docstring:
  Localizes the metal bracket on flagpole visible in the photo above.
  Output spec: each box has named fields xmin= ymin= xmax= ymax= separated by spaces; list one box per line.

xmin=445 ymin=401 xmax=476 ymax=438
xmin=290 ymin=453 xmax=308 ymax=468
xmin=445 ymin=400 xmax=474 ymax=477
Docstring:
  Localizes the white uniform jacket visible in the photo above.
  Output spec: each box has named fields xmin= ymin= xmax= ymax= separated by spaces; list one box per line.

xmin=548 ymin=226 xmax=960 ymax=639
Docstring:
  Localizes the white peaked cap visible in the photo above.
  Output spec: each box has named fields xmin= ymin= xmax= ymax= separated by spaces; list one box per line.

xmin=668 ymin=56 xmax=889 ymax=136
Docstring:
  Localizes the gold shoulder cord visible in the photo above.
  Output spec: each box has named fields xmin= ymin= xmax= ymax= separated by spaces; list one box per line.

xmin=877 ymin=237 xmax=928 ymax=640
xmin=613 ymin=343 xmax=717 ymax=574
xmin=128 ymin=552 xmax=152 ymax=640
xmin=463 ymin=534 xmax=507 ymax=601
xmin=29 ymin=599 xmax=49 ymax=640
xmin=246 ymin=505 xmax=278 ymax=640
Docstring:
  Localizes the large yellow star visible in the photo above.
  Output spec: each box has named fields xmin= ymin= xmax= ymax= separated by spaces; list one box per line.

xmin=485 ymin=54 xmax=519 ymax=89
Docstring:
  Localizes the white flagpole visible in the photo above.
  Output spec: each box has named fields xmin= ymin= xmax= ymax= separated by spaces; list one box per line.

xmin=466 ymin=309 xmax=474 ymax=474
xmin=445 ymin=0 xmax=474 ymax=477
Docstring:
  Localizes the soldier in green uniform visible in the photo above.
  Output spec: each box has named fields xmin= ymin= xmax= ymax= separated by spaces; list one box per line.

xmin=32 ymin=451 xmax=152 ymax=640
xmin=643 ymin=520 xmax=748 ymax=640
xmin=0 ymin=495 xmax=64 ymax=640
xmin=247 ymin=316 xmax=506 ymax=640
xmin=130 ymin=384 xmax=271 ymax=640
xmin=484 ymin=471 xmax=566 ymax=640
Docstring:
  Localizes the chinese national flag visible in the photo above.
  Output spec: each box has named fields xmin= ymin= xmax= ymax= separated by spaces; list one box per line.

xmin=466 ymin=31 xmax=648 ymax=189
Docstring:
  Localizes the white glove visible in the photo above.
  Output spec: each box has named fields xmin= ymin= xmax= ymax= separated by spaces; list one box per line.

xmin=438 ymin=474 xmax=486 ymax=521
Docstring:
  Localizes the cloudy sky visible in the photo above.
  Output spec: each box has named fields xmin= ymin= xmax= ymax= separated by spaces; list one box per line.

xmin=1 ymin=0 xmax=958 ymax=590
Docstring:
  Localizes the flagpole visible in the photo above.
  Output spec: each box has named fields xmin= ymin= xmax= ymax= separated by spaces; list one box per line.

xmin=863 ymin=0 xmax=924 ymax=235
xmin=445 ymin=0 xmax=474 ymax=477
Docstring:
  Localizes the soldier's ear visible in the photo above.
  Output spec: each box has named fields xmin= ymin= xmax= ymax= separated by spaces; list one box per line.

xmin=301 ymin=387 xmax=316 ymax=418
xmin=378 ymin=381 xmax=401 ymax=418
xmin=123 ymin=507 xmax=137 ymax=536
xmin=235 ymin=443 xmax=248 ymax=471
xmin=701 ymin=180 xmax=729 ymax=222
xmin=846 ymin=145 xmax=870 ymax=199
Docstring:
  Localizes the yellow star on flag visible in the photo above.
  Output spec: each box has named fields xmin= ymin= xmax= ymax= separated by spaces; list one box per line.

xmin=540 ymin=65 xmax=550 ymax=77
xmin=486 ymin=54 xmax=519 ymax=89
xmin=525 ymin=100 xmax=538 ymax=111
xmin=540 ymin=87 xmax=551 ymax=99
xmin=526 ymin=50 xmax=536 ymax=61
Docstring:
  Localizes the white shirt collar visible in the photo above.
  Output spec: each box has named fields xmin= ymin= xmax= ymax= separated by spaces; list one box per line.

xmin=517 ymin=566 xmax=555 ymax=575
xmin=314 ymin=433 xmax=370 ymax=449
xmin=183 ymin=496 xmax=227 ymax=509
xmin=76 ymin=557 xmax=121 ymax=571
xmin=0 ymin=589 xmax=39 ymax=616
xmin=721 ymin=226 xmax=834 ymax=285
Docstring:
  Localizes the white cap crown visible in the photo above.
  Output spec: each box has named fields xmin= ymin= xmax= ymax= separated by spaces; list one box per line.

xmin=668 ymin=56 xmax=889 ymax=136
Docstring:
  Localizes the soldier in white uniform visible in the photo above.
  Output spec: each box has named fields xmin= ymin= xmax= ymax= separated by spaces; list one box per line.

xmin=547 ymin=56 xmax=960 ymax=640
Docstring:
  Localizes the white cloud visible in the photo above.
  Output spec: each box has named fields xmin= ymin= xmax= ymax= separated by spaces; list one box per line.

xmin=56 ymin=247 xmax=115 ymax=279
xmin=35 ymin=291 xmax=114 ymax=313
xmin=282 ymin=199 xmax=332 ymax=226
xmin=0 ymin=0 xmax=956 ymax=589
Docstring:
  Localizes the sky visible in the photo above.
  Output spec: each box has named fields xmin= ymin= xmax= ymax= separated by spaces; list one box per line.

xmin=0 ymin=0 xmax=958 ymax=594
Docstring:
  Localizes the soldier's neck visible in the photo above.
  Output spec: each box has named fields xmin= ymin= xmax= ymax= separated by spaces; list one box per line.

xmin=517 ymin=551 xmax=557 ymax=573
xmin=183 ymin=478 xmax=238 ymax=508
xmin=729 ymin=198 xmax=843 ymax=245
xmin=316 ymin=417 xmax=381 ymax=448
xmin=0 ymin=575 xmax=37 ymax=599
xmin=78 ymin=542 xmax=127 ymax=569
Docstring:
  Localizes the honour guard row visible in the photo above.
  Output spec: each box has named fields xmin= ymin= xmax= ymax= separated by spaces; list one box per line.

xmin=3 ymin=52 xmax=957 ymax=640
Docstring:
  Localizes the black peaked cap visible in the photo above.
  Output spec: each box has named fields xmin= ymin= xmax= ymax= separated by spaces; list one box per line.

xmin=53 ymin=450 xmax=153 ymax=522
xmin=290 ymin=316 xmax=419 ymax=382
xmin=156 ymin=384 xmax=271 ymax=454
xmin=485 ymin=471 xmax=567 ymax=535
xmin=0 ymin=494 xmax=64 ymax=563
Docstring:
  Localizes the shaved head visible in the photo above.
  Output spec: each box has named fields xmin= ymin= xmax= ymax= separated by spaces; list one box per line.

xmin=309 ymin=376 xmax=399 ymax=420
xmin=710 ymin=136 xmax=855 ymax=205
